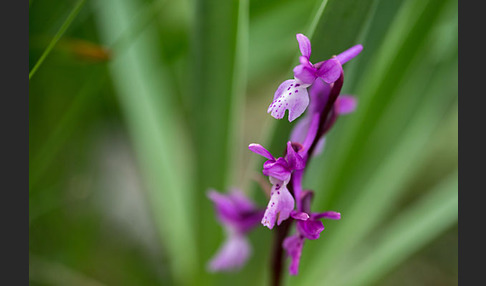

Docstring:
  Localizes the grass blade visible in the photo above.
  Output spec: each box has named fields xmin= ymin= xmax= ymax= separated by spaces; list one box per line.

xmin=29 ymin=0 xmax=86 ymax=80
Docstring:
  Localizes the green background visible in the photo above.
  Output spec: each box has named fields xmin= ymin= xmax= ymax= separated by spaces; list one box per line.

xmin=29 ymin=0 xmax=458 ymax=285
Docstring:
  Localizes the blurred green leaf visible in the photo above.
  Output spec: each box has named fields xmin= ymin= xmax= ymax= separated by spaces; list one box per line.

xmin=92 ymin=0 xmax=197 ymax=284
xmin=29 ymin=254 xmax=106 ymax=286
xmin=343 ymin=171 xmax=458 ymax=286
xmin=29 ymin=69 xmax=106 ymax=190
xmin=309 ymin=0 xmax=378 ymax=59
xmin=189 ymin=0 xmax=251 ymax=284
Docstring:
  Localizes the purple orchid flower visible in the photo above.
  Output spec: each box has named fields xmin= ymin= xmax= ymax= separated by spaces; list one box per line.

xmin=293 ymin=33 xmax=342 ymax=86
xmin=207 ymin=189 xmax=264 ymax=272
xmin=248 ymin=142 xmax=305 ymax=229
xmin=268 ymin=33 xmax=362 ymax=122
xmin=283 ymin=192 xmax=341 ymax=275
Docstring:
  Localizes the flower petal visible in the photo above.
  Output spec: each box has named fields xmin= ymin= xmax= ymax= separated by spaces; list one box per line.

xmin=297 ymin=219 xmax=325 ymax=240
xmin=261 ymin=183 xmax=295 ymax=229
xmin=299 ymin=55 xmax=311 ymax=66
xmin=291 ymin=210 xmax=310 ymax=221
xmin=293 ymin=64 xmax=316 ymax=85
xmin=336 ymin=44 xmax=363 ymax=64
xmin=208 ymin=232 xmax=251 ymax=272
xmin=316 ymin=59 xmax=342 ymax=84
xmin=312 ymin=211 xmax=341 ymax=220
xmin=270 ymin=79 xmax=294 ymax=103
xmin=237 ymin=210 xmax=265 ymax=234
xmin=296 ymin=33 xmax=311 ymax=59
xmin=263 ymin=157 xmax=291 ymax=182
xmin=334 ymin=95 xmax=357 ymax=115
xmin=207 ymin=190 xmax=242 ymax=223
xmin=268 ymin=80 xmax=310 ymax=122
xmin=228 ymin=188 xmax=257 ymax=213
xmin=248 ymin=143 xmax=275 ymax=160
xmin=208 ymin=189 xmax=262 ymax=233
xmin=285 ymin=141 xmax=305 ymax=170
xmin=299 ymin=190 xmax=314 ymax=213
xmin=283 ymin=234 xmax=305 ymax=275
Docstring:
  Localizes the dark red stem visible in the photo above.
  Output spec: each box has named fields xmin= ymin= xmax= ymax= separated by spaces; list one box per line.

xmin=271 ymin=218 xmax=292 ymax=286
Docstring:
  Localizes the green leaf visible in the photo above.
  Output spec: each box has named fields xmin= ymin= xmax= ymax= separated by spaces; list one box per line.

xmin=29 ymin=69 xmax=107 ymax=190
xmin=308 ymin=0 xmax=378 ymax=59
xmin=343 ymin=171 xmax=458 ymax=286
xmin=92 ymin=0 xmax=197 ymax=284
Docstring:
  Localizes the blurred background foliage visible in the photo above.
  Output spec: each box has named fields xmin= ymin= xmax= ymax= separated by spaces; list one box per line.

xmin=29 ymin=0 xmax=457 ymax=285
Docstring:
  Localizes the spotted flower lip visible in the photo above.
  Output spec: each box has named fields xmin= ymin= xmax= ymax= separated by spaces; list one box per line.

xmin=267 ymin=79 xmax=310 ymax=122
xmin=261 ymin=178 xmax=295 ymax=229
